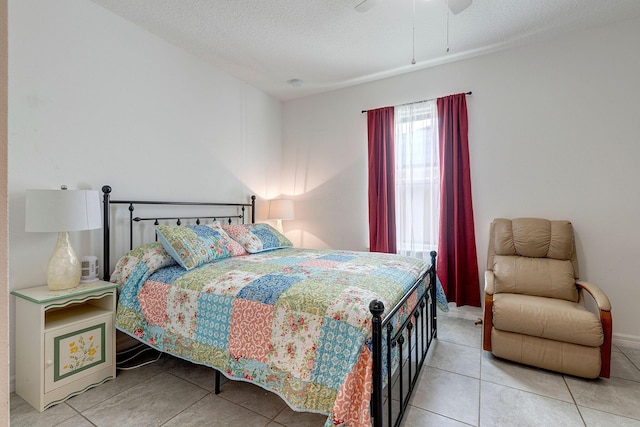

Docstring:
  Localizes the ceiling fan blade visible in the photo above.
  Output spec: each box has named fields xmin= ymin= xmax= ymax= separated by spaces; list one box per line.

xmin=355 ymin=0 xmax=384 ymax=13
xmin=447 ymin=0 xmax=472 ymax=14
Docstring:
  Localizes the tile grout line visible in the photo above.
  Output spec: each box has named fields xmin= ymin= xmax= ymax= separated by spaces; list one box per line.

xmin=52 ymin=403 xmax=97 ymax=427
xmin=562 ymin=375 xmax=587 ymax=426
xmin=617 ymin=350 xmax=640 ymax=377
xmin=157 ymin=392 xmax=211 ymax=427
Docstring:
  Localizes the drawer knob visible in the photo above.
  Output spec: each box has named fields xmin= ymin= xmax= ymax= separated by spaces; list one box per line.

xmin=46 ymin=360 xmax=53 ymax=366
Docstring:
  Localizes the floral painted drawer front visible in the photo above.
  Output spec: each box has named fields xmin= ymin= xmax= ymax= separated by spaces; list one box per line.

xmin=55 ymin=324 xmax=105 ymax=381
xmin=44 ymin=313 xmax=113 ymax=394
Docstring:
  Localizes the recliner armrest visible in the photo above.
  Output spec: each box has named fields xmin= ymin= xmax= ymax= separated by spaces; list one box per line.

xmin=576 ymin=280 xmax=611 ymax=312
xmin=485 ymin=270 xmax=495 ymax=295
xmin=577 ymin=279 xmax=613 ymax=377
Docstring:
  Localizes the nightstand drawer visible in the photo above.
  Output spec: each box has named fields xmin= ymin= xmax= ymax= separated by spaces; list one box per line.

xmin=44 ymin=311 xmax=113 ymax=393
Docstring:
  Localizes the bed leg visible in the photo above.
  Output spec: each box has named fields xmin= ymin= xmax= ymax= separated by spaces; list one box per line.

xmin=430 ymin=251 xmax=437 ymax=338
xmin=215 ymin=370 xmax=221 ymax=394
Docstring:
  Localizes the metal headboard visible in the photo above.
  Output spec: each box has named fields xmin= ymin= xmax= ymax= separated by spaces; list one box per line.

xmin=101 ymin=185 xmax=256 ymax=281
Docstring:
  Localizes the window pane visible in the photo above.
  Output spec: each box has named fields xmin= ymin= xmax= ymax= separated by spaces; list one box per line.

xmin=394 ymin=101 xmax=439 ymax=261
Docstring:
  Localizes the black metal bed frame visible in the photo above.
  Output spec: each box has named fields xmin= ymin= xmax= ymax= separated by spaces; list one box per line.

xmin=101 ymin=185 xmax=437 ymax=427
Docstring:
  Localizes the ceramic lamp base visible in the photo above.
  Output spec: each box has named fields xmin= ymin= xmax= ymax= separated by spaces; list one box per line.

xmin=46 ymin=232 xmax=81 ymax=291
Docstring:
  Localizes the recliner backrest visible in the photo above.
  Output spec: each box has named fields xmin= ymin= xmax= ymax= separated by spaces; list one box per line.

xmin=488 ymin=218 xmax=579 ymax=302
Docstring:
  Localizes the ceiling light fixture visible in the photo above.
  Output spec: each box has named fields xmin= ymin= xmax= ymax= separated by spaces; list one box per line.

xmin=288 ymin=79 xmax=303 ymax=87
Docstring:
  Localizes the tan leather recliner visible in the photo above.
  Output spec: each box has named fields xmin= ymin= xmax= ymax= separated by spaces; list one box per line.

xmin=483 ymin=218 xmax=612 ymax=378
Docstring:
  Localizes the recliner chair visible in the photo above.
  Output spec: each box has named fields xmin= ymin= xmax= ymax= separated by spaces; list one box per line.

xmin=483 ymin=218 xmax=612 ymax=378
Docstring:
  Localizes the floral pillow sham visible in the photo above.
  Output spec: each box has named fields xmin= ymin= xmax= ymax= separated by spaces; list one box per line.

xmin=208 ymin=221 xmax=247 ymax=256
xmin=223 ymin=223 xmax=293 ymax=253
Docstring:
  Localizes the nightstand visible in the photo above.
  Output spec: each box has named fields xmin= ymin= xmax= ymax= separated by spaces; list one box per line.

xmin=12 ymin=280 xmax=118 ymax=411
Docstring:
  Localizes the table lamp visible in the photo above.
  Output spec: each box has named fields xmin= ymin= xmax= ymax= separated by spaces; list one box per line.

xmin=25 ymin=186 xmax=101 ymax=290
xmin=268 ymin=199 xmax=294 ymax=232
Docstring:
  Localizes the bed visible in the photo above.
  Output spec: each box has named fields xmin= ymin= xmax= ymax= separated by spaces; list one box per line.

xmin=102 ymin=186 xmax=447 ymax=427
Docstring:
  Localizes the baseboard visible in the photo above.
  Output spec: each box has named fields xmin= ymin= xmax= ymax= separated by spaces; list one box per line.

xmin=613 ymin=333 xmax=640 ymax=349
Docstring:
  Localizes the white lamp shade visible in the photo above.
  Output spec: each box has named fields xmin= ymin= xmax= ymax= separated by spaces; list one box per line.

xmin=26 ymin=189 xmax=102 ymax=232
xmin=268 ymin=199 xmax=294 ymax=221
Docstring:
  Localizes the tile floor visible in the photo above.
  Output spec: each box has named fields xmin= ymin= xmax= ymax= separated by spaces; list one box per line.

xmin=11 ymin=305 xmax=640 ymax=426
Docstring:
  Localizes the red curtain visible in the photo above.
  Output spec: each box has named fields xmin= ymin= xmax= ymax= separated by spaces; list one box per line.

xmin=436 ymin=94 xmax=480 ymax=306
xmin=367 ymin=107 xmax=397 ymax=253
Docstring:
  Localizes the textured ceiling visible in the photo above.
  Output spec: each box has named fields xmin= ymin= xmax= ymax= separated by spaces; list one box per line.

xmin=89 ymin=0 xmax=640 ymax=101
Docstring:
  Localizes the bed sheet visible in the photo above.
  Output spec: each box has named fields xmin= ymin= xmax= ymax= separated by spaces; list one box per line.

xmin=114 ymin=247 xmax=445 ymax=427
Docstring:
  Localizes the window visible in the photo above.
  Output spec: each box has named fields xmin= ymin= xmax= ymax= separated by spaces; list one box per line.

xmin=394 ymin=101 xmax=439 ymax=261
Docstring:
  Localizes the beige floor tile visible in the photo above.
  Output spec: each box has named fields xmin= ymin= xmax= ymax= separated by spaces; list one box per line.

xmin=273 ymin=406 xmax=329 ymax=426
xmin=409 ymin=366 xmax=479 ymax=425
xmin=401 ymin=405 xmax=471 ymax=426
xmin=619 ymin=346 xmax=640 ymax=370
xmin=566 ymin=376 xmax=640 ymax=421
xmin=580 ymin=406 xmax=640 ymax=427
xmin=9 ymin=394 xmax=77 ymax=427
xmin=67 ymin=361 xmax=163 ymax=412
xmin=480 ymin=352 xmax=573 ymax=402
xmin=81 ymin=371 xmax=208 ymax=426
xmin=425 ymin=339 xmax=481 ymax=379
xmin=165 ymin=356 xmax=221 ymax=391
xmin=436 ymin=316 xmax=482 ymax=349
xmin=217 ymin=380 xmax=287 ymax=419
xmin=480 ymin=381 xmax=583 ymax=427
xmin=440 ymin=304 xmax=483 ymax=321
xmin=53 ymin=414 xmax=96 ymax=427
xmin=163 ymin=393 xmax=271 ymax=427
xmin=611 ymin=351 xmax=640 ymax=382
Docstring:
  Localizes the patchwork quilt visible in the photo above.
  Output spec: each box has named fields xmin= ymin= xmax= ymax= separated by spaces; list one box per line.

xmin=114 ymin=246 xmax=447 ymax=427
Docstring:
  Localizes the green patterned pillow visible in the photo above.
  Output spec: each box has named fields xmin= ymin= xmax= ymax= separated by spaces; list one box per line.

xmin=110 ymin=241 xmax=177 ymax=286
xmin=156 ymin=224 xmax=232 ymax=270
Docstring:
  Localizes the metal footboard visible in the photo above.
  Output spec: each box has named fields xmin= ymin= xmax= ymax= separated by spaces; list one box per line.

xmin=370 ymin=251 xmax=437 ymax=427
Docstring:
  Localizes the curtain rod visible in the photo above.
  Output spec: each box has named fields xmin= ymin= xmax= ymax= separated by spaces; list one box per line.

xmin=361 ymin=91 xmax=472 ymax=114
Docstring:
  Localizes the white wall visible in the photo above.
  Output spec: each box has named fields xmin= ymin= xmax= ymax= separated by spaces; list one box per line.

xmin=0 ymin=0 xmax=8 ymax=421
xmin=282 ymin=17 xmax=640 ymax=344
xmin=8 ymin=0 xmax=282 ymax=384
